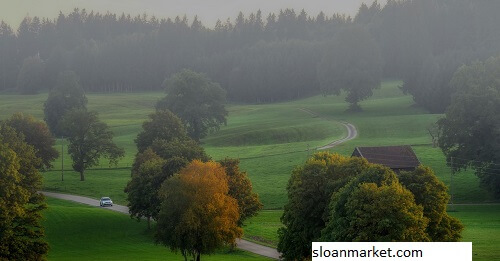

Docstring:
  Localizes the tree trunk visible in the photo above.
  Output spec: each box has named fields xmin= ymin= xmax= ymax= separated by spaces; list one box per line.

xmin=181 ymin=250 xmax=188 ymax=261
xmin=147 ymin=216 xmax=151 ymax=229
xmin=80 ymin=170 xmax=85 ymax=181
xmin=196 ymin=252 xmax=201 ymax=261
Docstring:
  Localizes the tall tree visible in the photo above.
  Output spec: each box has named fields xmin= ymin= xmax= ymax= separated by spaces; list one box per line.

xmin=0 ymin=127 xmax=49 ymax=260
xmin=401 ymin=52 xmax=469 ymax=113
xmin=318 ymin=25 xmax=382 ymax=111
xmin=438 ymin=56 xmax=500 ymax=197
xmin=398 ymin=166 xmax=463 ymax=241
xmin=2 ymin=113 xmax=59 ymax=170
xmin=126 ymin=110 xmax=208 ymax=225
xmin=125 ymin=156 xmax=165 ymax=229
xmin=333 ymin=182 xmax=429 ymax=242
xmin=0 ymin=21 xmax=18 ymax=91
xmin=156 ymin=160 xmax=242 ymax=261
xmin=219 ymin=158 xmax=262 ymax=225
xmin=321 ymin=164 xmax=429 ymax=242
xmin=44 ymin=70 xmax=87 ymax=136
xmin=279 ymin=152 xmax=462 ymax=260
xmin=59 ymin=109 xmax=124 ymax=181
xmin=0 ymin=143 xmax=31 ymax=259
xmin=135 ymin=109 xmax=189 ymax=152
xmin=17 ymin=55 xmax=44 ymax=94
xmin=278 ymin=152 xmax=370 ymax=260
xmin=157 ymin=69 xmax=228 ymax=141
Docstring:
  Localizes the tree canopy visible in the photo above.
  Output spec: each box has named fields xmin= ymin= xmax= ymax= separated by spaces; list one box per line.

xmin=438 ymin=56 xmax=500 ymax=197
xmin=278 ymin=152 xmax=370 ymax=260
xmin=135 ymin=109 xmax=189 ymax=152
xmin=44 ymin=70 xmax=88 ymax=136
xmin=17 ymin=55 xmax=44 ymax=94
xmin=318 ymin=25 xmax=382 ymax=110
xmin=156 ymin=160 xmax=242 ymax=261
xmin=0 ymin=2 xmax=499 ymax=108
xmin=156 ymin=69 xmax=228 ymax=141
xmin=60 ymin=109 xmax=124 ymax=181
xmin=219 ymin=158 xmax=262 ymax=225
xmin=0 ymin=126 xmax=49 ymax=260
xmin=335 ymin=182 xmax=429 ymax=241
xmin=321 ymin=165 xmax=428 ymax=242
xmin=126 ymin=110 xmax=208 ymax=224
xmin=2 ymin=113 xmax=59 ymax=170
xmin=278 ymin=152 xmax=462 ymax=260
xmin=398 ymin=166 xmax=463 ymax=241
xmin=124 ymin=156 xmax=165 ymax=229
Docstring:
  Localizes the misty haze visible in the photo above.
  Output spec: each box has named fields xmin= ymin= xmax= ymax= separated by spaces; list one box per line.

xmin=0 ymin=1 xmax=499 ymax=261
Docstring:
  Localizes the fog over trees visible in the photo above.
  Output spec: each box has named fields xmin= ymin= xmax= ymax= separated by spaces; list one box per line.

xmin=0 ymin=0 xmax=499 ymax=110
xmin=0 ymin=0 xmax=370 ymax=28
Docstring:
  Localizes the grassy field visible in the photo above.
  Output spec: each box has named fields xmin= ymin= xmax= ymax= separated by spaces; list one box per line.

xmin=242 ymin=211 xmax=283 ymax=248
xmin=0 ymin=81 xmax=495 ymax=208
xmin=205 ymin=80 xmax=495 ymax=207
xmin=449 ymin=205 xmax=500 ymax=261
xmin=0 ymin=90 xmax=347 ymax=208
xmin=43 ymin=197 xmax=271 ymax=261
xmin=2 ymin=81 xmax=499 ymax=259
xmin=243 ymin=205 xmax=500 ymax=261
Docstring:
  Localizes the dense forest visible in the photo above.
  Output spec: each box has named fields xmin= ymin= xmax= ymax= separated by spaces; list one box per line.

xmin=1 ymin=0 xmax=499 ymax=111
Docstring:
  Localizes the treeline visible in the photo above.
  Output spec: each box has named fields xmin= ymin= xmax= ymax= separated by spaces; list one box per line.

xmin=1 ymin=0 xmax=499 ymax=110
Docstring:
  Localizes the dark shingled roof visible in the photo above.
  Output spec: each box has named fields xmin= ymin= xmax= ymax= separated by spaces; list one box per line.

xmin=352 ymin=145 xmax=420 ymax=170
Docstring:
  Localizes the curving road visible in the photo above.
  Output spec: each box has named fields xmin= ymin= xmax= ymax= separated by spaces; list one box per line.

xmin=41 ymin=191 xmax=281 ymax=260
xmin=298 ymin=108 xmax=358 ymax=150
xmin=40 ymin=108 xmax=357 ymax=260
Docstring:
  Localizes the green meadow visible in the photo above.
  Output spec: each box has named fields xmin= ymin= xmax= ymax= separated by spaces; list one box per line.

xmin=2 ymin=81 xmax=490 ymax=209
xmin=2 ymin=80 xmax=499 ymax=259
xmin=43 ymin=197 xmax=270 ymax=261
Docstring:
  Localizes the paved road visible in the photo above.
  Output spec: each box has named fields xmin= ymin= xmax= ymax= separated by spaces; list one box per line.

xmin=41 ymin=191 xmax=281 ymax=260
xmin=298 ymin=107 xmax=358 ymax=150
xmin=41 ymin=108 xmax=356 ymax=260
xmin=317 ymin=122 xmax=357 ymax=150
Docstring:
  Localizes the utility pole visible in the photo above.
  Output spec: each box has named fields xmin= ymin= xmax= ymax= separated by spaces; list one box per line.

xmin=2 ymin=45 xmax=6 ymax=90
xmin=450 ymin=157 xmax=454 ymax=209
xmin=61 ymin=136 xmax=64 ymax=181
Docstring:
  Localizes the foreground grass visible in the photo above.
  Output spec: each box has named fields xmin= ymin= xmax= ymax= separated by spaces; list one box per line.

xmin=243 ymin=211 xmax=283 ymax=248
xmin=449 ymin=205 xmax=500 ymax=261
xmin=243 ymin=205 xmax=500 ymax=261
xmin=43 ymin=197 xmax=270 ymax=261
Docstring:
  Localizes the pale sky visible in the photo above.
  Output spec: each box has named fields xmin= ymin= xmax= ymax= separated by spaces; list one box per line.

xmin=0 ymin=0 xmax=379 ymax=28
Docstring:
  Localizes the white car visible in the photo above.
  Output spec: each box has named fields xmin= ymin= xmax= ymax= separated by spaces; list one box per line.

xmin=99 ymin=197 xmax=113 ymax=207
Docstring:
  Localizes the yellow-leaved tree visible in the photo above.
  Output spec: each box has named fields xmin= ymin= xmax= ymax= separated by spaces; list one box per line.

xmin=155 ymin=160 xmax=242 ymax=261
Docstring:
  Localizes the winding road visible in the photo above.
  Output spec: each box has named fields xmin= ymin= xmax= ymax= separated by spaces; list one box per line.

xmin=298 ymin=107 xmax=358 ymax=150
xmin=41 ymin=191 xmax=281 ymax=260
xmin=41 ymin=108 xmax=358 ymax=260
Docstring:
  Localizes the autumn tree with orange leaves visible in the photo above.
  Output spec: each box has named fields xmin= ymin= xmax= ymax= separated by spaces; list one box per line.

xmin=155 ymin=160 xmax=242 ymax=261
